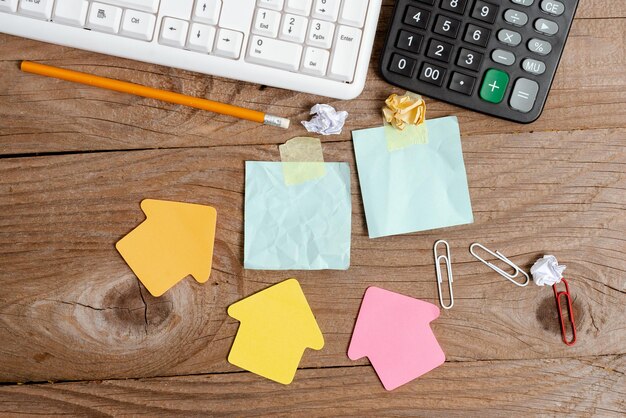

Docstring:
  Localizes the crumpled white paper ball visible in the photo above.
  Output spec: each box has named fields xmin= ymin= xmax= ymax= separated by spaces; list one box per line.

xmin=530 ymin=255 xmax=566 ymax=286
xmin=301 ymin=104 xmax=348 ymax=136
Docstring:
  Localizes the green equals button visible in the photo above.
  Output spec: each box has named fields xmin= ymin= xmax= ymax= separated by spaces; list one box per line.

xmin=480 ymin=69 xmax=510 ymax=104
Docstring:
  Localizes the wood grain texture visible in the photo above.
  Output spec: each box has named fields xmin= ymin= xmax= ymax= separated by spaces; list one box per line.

xmin=0 ymin=356 xmax=623 ymax=416
xmin=0 ymin=0 xmax=625 ymax=414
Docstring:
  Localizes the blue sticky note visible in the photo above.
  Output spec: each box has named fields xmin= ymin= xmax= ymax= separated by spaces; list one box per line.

xmin=244 ymin=162 xmax=352 ymax=270
xmin=352 ymin=116 xmax=473 ymax=238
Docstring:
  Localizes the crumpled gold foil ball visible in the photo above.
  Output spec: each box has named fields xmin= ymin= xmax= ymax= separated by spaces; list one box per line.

xmin=382 ymin=92 xmax=426 ymax=131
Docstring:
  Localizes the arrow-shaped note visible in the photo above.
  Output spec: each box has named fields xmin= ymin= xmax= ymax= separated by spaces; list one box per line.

xmin=116 ymin=199 xmax=217 ymax=297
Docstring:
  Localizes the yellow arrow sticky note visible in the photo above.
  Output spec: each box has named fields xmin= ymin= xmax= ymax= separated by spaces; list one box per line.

xmin=116 ymin=199 xmax=217 ymax=297
xmin=227 ymin=278 xmax=324 ymax=384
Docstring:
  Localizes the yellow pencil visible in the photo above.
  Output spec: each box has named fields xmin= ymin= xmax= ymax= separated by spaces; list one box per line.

xmin=20 ymin=61 xmax=290 ymax=129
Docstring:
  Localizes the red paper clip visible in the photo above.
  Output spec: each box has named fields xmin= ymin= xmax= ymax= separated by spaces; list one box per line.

xmin=552 ymin=279 xmax=577 ymax=346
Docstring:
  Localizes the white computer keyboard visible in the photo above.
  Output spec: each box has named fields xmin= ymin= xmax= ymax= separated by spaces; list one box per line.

xmin=0 ymin=0 xmax=382 ymax=99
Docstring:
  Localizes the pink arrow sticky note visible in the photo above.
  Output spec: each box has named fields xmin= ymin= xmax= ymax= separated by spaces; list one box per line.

xmin=348 ymin=286 xmax=445 ymax=391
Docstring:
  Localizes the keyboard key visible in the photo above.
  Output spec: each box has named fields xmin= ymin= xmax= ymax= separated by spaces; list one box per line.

xmin=301 ymin=46 xmax=329 ymax=76
xmin=528 ymin=38 xmax=551 ymax=55
xmin=417 ymin=0 xmax=435 ymax=5
xmin=193 ymin=0 xmax=221 ymax=25
xmin=87 ymin=3 xmax=123 ymax=33
xmin=464 ymin=24 xmax=490 ymax=47
xmin=522 ymin=58 xmax=545 ymax=75
xmin=389 ymin=53 xmax=416 ymax=77
xmin=186 ymin=22 xmax=216 ymax=53
xmin=535 ymin=18 xmax=558 ymax=36
xmin=509 ymin=78 xmax=538 ymax=112
xmin=280 ymin=14 xmax=308 ymax=43
xmin=449 ymin=72 xmax=475 ymax=95
xmin=247 ymin=35 xmax=303 ymax=71
xmin=214 ymin=28 xmax=244 ymax=58
xmin=433 ymin=15 xmax=461 ymax=39
xmin=479 ymin=68 xmax=509 ymax=103
xmin=0 ymin=0 xmax=18 ymax=13
xmin=426 ymin=38 xmax=453 ymax=62
xmin=18 ymin=0 xmax=54 ymax=19
xmin=491 ymin=49 xmax=515 ymax=66
xmin=121 ymin=9 xmax=156 ymax=40
xmin=457 ymin=47 xmax=482 ymax=71
xmin=312 ymin=0 xmax=340 ymax=21
xmin=253 ymin=8 xmax=281 ymax=37
xmin=471 ymin=1 xmax=498 ymax=24
xmin=541 ymin=0 xmax=564 ymax=16
xmin=339 ymin=0 xmax=368 ymax=28
xmin=307 ymin=19 xmax=334 ymax=48
xmin=440 ymin=0 xmax=467 ymax=15
xmin=511 ymin=0 xmax=534 ymax=5
xmin=52 ymin=0 xmax=89 ymax=26
xmin=419 ymin=62 xmax=446 ymax=86
xmin=159 ymin=17 xmax=188 ymax=47
xmin=257 ymin=0 xmax=283 ymax=11
xmin=497 ymin=29 xmax=521 ymax=46
xmin=504 ymin=9 xmax=528 ymax=26
xmin=285 ymin=0 xmax=312 ymax=15
xmin=100 ymin=0 xmax=160 ymax=14
xmin=328 ymin=25 xmax=362 ymax=82
xmin=404 ymin=6 xmax=430 ymax=30
xmin=396 ymin=30 xmax=423 ymax=54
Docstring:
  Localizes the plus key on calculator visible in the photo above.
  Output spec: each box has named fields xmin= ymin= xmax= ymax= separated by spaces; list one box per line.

xmin=380 ymin=0 xmax=580 ymax=123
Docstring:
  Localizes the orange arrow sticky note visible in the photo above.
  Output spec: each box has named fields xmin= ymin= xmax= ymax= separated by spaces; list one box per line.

xmin=116 ymin=199 xmax=217 ymax=297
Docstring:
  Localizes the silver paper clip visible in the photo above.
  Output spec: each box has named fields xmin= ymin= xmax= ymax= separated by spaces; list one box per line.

xmin=434 ymin=240 xmax=454 ymax=309
xmin=469 ymin=243 xmax=529 ymax=287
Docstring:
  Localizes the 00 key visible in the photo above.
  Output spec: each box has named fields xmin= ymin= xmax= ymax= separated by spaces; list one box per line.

xmin=419 ymin=62 xmax=446 ymax=86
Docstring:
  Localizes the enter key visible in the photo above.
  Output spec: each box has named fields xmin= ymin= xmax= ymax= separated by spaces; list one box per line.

xmin=328 ymin=25 xmax=362 ymax=82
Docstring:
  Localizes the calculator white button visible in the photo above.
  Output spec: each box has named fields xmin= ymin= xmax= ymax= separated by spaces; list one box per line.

xmin=96 ymin=0 xmax=160 ymax=14
xmin=247 ymin=35 xmax=303 ymax=71
xmin=253 ymin=7 xmax=281 ymax=37
xmin=0 ymin=0 xmax=18 ymax=13
xmin=301 ymin=46 xmax=329 ymax=76
xmin=307 ymin=19 xmax=334 ymax=48
xmin=311 ymin=0 xmax=340 ymax=21
xmin=285 ymin=0 xmax=312 ymax=15
xmin=87 ymin=3 xmax=123 ymax=33
xmin=214 ymin=28 xmax=244 ymax=59
xmin=497 ymin=29 xmax=521 ymax=46
xmin=491 ymin=49 xmax=515 ymax=66
xmin=257 ymin=0 xmax=283 ymax=11
xmin=53 ymin=0 xmax=89 ymax=26
xmin=504 ymin=9 xmax=528 ymax=26
xmin=511 ymin=0 xmax=534 ymax=5
xmin=534 ymin=18 xmax=558 ymax=36
xmin=280 ymin=13 xmax=308 ymax=43
xmin=528 ymin=38 xmax=551 ymax=55
xmin=121 ymin=9 xmax=156 ymax=40
xmin=510 ymin=78 xmax=539 ymax=113
xmin=193 ymin=0 xmax=221 ymax=25
xmin=328 ymin=25 xmax=361 ymax=82
xmin=540 ymin=0 xmax=564 ymax=16
xmin=159 ymin=17 xmax=188 ymax=47
xmin=187 ymin=22 xmax=216 ymax=53
xmin=339 ymin=0 xmax=368 ymax=27
xmin=18 ymin=0 xmax=54 ymax=19
xmin=522 ymin=58 xmax=545 ymax=75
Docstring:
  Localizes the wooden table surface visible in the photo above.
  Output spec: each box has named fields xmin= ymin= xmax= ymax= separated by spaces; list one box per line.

xmin=0 ymin=1 xmax=625 ymax=416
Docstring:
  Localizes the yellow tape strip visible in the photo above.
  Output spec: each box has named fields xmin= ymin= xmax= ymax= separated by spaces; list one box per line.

xmin=385 ymin=122 xmax=429 ymax=151
xmin=279 ymin=137 xmax=326 ymax=186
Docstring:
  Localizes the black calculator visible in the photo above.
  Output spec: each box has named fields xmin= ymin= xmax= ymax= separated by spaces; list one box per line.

xmin=380 ymin=0 xmax=579 ymax=123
